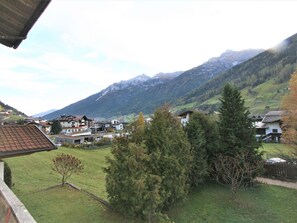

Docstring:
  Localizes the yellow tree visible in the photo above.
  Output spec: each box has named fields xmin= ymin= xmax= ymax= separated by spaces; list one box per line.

xmin=281 ymin=71 xmax=297 ymax=146
xmin=131 ymin=112 xmax=146 ymax=144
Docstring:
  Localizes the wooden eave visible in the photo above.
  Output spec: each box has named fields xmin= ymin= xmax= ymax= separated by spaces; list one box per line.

xmin=0 ymin=0 xmax=51 ymax=49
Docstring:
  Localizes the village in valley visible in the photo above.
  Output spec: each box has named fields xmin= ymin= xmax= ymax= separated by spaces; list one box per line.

xmin=2 ymin=109 xmax=282 ymax=147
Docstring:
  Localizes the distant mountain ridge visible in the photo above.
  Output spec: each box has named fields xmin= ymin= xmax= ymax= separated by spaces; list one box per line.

xmin=32 ymin=109 xmax=57 ymax=118
xmin=43 ymin=49 xmax=262 ymax=120
xmin=43 ymin=71 xmax=183 ymax=119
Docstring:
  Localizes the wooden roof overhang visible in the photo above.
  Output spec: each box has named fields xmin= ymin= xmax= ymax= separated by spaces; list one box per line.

xmin=0 ymin=0 xmax=51 ymax=49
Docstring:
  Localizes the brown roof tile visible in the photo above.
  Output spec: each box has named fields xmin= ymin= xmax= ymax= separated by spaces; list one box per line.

xmin=0 ymin=125 xmax=57 ymax=158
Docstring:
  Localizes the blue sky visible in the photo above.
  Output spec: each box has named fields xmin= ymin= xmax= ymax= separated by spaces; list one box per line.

xmin=1 ymin=0 xmax=297 ymax=116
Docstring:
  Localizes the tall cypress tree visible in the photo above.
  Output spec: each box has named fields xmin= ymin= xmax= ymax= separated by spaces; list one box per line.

xmin=105 ymin=138 xmax=162 ymax=220
xmin=215 ymin=84 xmax=262 ymax=186
xmin=105 ymin=106 xmax=192 ymax=220
xmin=145 ymin=105 xmax=192 ymax=209
xmin=185 ymin=112 xmax=209 ymax=187
xmin=218 ymin=84 xmax=260 ymax=157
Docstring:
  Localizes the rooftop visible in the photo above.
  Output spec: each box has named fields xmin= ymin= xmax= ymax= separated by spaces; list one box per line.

xmin=0 ymin=125 xmax=56 ymax=158
xmin=262 ymin=111 xmax=285 ymax=123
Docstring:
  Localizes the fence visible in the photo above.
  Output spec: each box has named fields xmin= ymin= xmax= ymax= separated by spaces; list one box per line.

xmin=264 ymin=163 xmax=297 ymax=180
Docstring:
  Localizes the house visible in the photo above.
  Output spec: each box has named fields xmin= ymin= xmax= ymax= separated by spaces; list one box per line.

xmin=178 ymin=110 xmax=194 ymax=126
xmin=255 ymin=111 xmax=284 ymax=143
xmin=56 ymin=115 xmax=93 ymax=134
xmin=90 ymin=121 xmax=106 ymax=133
xmin=91 ymin=120 xmax=127 ymax=133
xmin=25 ymin=117 xmax=52 ymax=134
xmin=55 ymin=135 xmax=85 ymax=145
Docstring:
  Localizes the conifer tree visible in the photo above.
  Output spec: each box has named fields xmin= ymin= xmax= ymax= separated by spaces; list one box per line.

xmin=216 ymin=84 xmax=262 ymax=184
xmin=145 ymin=105 xmax=192 ymax=209
xmin=51 ymin=120 xmax=62 ymax=135
xmin=218 ymin=84 xmax=260 ymax=157
xmin=185 ymin=112 xmax=208 ymax=186
xmin=105 ymin=106 xmax=192 ymax=220
xmin=105 ymin=138 xmax=162 ymax=219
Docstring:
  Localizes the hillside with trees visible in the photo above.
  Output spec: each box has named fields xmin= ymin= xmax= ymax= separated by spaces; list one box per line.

xmin=0 ymin=101 xmax=27 ymax=123
xmin=176 ymin=33 xmax=297 ymax=114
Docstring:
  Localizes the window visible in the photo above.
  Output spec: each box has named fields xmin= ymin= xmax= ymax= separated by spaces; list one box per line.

xmin=272 ymin=129 xmax=278 ymax=133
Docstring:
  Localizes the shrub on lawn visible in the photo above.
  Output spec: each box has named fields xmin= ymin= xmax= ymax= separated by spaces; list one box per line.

xmin=52 ymin=153 xmax=84 ymax=186
xmin=4 ymin=161 xmax=12 ymax=188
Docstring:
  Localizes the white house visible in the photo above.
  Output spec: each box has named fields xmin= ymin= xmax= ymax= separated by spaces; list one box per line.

xmin=56 ymin=115 xmax=93 ymax=134
xmin=178 ymin=110 xmax=194 ymax=126
xmin=255 ymin=111 xmax=284 ymax=143
xmin=114 ymin=123 xmax=124 ymax=131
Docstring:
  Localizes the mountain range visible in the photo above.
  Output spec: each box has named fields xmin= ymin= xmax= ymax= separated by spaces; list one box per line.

xmin=43 ymin=49 xmax=263 ymax=120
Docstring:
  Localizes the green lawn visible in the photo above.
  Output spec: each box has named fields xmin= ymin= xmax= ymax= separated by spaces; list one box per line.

xmin=6 ymin=146 xmax=110 ymax=198
xmin=168 ymin=183 xmax=297 ymax=223
xmin=5 ymin=145 xmax=297 ymax=223
xmin=5 ymin=146 xmax=140 ymax=223
xmin=261 ymin=143 xmax=295 ymax=159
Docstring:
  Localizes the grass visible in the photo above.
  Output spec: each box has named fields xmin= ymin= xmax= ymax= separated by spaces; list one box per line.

xmin=5 ymin=145 xmax=297 ymax=222
xmin=261 ymin=143 xmax=295 ymax=159
xmin=180 ymin=78 xmax=288 ymax=114
xmin=242 ymin=79 xmax=288 ymax=114
xmin=167 ymin=183 xmax=297 ymax=223
xmin=6 ymin=146 xmax=110 ymax=198
xmin=5 ymin=146 xmax=140 ymax=223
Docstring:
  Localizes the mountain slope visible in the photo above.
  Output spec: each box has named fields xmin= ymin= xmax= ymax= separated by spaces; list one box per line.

xmin=0 ymin=101 xmax=27 ymax=122
xmin=44 ymin=50 xmax=262 ymax=119
xmin=0 ymin=101 xmax=26 ymax=116
xmin=43 ymin=72 xmax=182 ymax=119
xmin=32 ymin=109 xmax=57 ymax=118
xmin=128 ymin=49 xmax=263 ymax=112
xmin=176 ymin=33 xmax=297 ymax=113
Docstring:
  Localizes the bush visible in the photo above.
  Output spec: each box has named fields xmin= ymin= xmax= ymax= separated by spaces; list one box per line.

xmin=52 ymin=153 xmax=84 ymax=186
xmin=4 ymin=161 xmax=12 ymax=188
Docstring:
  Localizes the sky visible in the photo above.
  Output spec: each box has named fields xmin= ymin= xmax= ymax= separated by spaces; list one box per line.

xmin=1 ymin=0 xmax=297 ymax=116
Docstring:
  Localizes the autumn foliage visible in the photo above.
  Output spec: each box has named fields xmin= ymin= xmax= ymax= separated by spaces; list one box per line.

xmin=282 ymin=71 xmax=297 ymax=146
xmin=52 ymin=153 xmax=84 ymax=186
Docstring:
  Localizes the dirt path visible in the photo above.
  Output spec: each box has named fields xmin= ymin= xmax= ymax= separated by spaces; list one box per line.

xmin=256 ymin=177 xmax=297 ymax=190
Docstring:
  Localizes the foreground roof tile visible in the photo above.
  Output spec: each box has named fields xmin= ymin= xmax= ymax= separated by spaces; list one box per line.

xmin=0 ymin=125 xmax=57 ymax=158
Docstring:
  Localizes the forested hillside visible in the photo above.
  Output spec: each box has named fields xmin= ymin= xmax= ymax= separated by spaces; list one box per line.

xmin=177 ymin=33 xmax=297 ymax=113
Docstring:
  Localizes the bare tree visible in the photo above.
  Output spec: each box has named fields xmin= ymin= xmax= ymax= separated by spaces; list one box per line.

xmin=213 ymin=152 xmax=262 ymax=199
xmin=52 ymin=153 xmax=84 ymax=186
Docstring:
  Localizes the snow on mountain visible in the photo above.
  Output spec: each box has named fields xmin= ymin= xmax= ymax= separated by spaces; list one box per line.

xmin=93 ymin=72 xmax=183 ymax=102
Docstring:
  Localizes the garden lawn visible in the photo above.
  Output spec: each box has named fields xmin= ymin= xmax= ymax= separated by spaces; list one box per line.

xmin=20 ymin=185 xmax=129 ymax=223
xmin=5 ymin=146 xmax=297 ymax=223
xmin=5 ymin=146 xmax=110 ymax=198
xmin=261 ymin=143 xmax=295 ymax=159
xmin=167 ymin=183 xmax=297 ymax=223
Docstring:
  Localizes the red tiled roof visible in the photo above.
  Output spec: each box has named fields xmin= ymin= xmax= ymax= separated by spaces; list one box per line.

xmin=0 ymin=125 xmax=57 ymax=158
